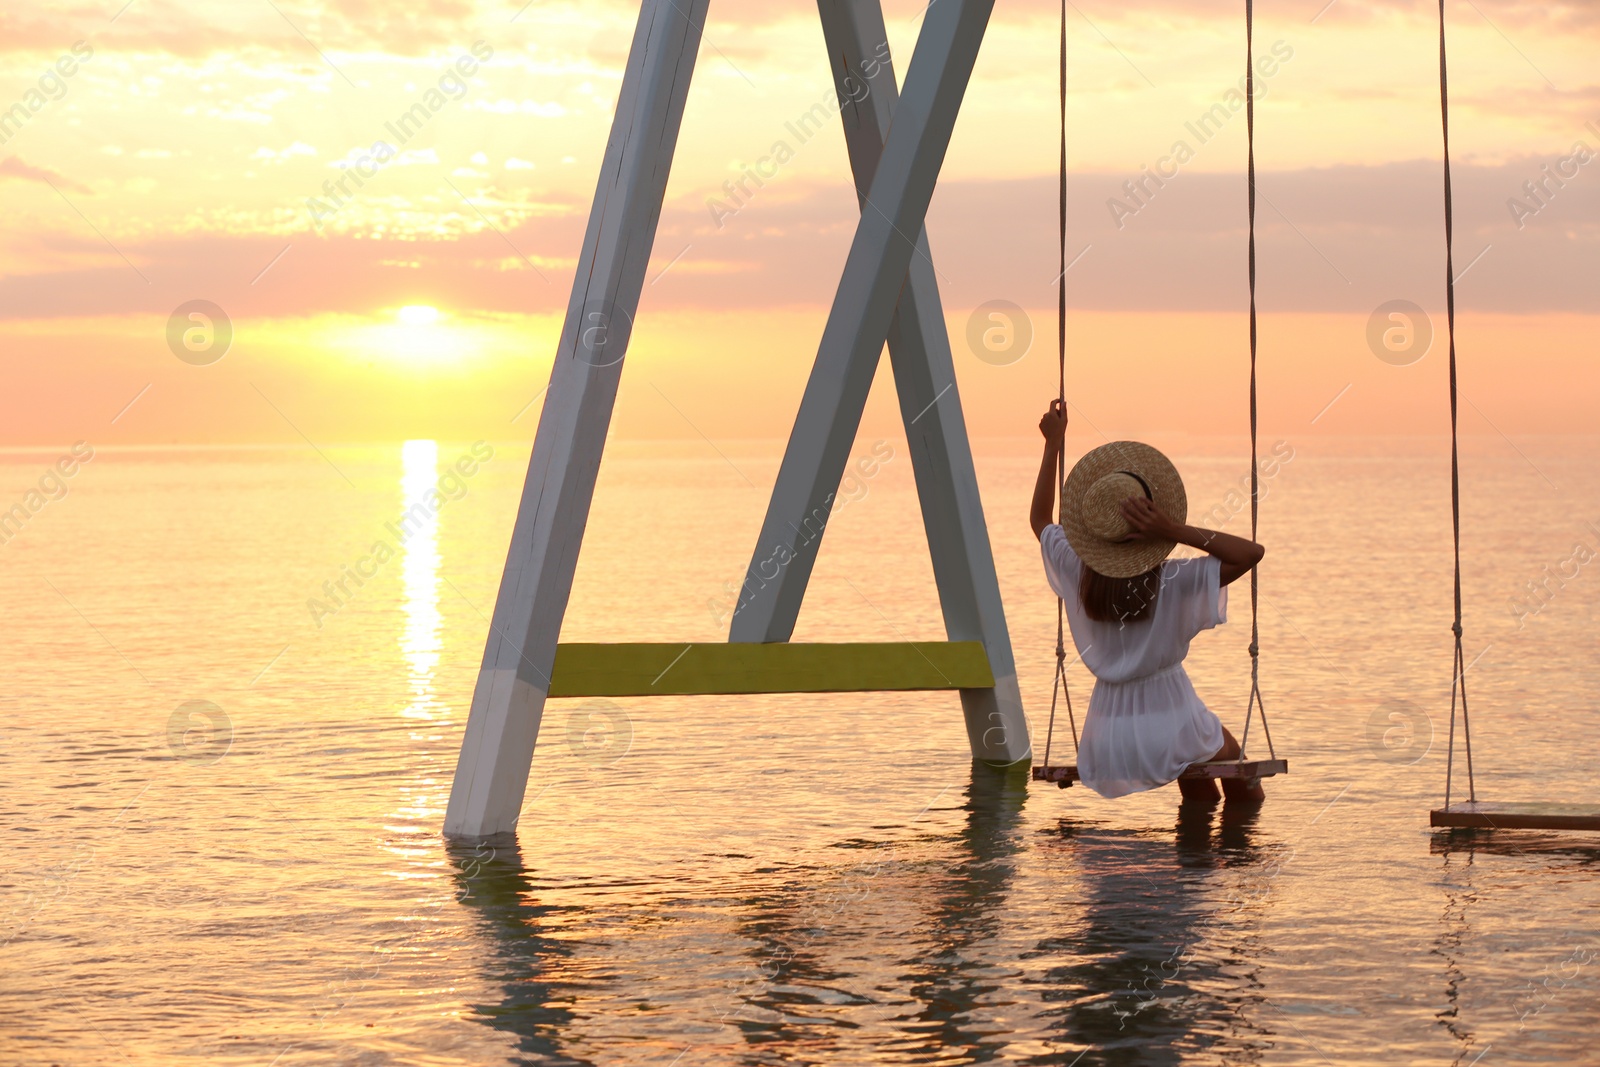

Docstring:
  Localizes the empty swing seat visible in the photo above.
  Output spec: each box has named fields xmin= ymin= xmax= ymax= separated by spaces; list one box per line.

xmin=1033 ymin=759 xmax=1287 ymax=788
xmin=1431 ymin=801 xmax=1600 ymax=832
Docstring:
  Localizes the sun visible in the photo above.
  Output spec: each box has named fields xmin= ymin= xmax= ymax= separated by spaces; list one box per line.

xmin=333 ymin=305 xmax=474 ymax=367
xmin=398 ymin=304 xmax=440 ymax=326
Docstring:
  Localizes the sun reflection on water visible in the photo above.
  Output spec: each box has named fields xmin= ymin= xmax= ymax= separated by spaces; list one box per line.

xmin=400 ymin=438 xmax=442 ymax=723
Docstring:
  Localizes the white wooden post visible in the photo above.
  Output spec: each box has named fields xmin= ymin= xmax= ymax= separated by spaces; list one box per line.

xmin=731 ymin=0 xmax=1028 ymax=764
xmin=444 ymin=0 xmax=708 ymax=839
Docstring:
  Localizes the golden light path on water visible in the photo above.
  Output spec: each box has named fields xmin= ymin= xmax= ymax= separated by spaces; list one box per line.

xmin=400 ymin=438 xmax=444 ymax=722
xmin=391 ymin=440 xmax=447 ymax=874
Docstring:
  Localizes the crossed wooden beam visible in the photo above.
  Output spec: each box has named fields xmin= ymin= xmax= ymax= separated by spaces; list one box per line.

xmin=445 ymin=0 xmax=1027 ymax=839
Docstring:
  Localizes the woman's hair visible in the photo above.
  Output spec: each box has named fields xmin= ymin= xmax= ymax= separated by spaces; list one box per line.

xmin=1079 ymin=562 xmax=1162 ymax=624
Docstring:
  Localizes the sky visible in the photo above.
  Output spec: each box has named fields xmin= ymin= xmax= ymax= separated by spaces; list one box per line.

xmin=0 ymin=0 xmax=1596 ymax=446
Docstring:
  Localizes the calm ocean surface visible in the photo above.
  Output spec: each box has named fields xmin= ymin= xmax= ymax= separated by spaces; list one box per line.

xmin=3 ymin=436 xmax=1598 ymax=1066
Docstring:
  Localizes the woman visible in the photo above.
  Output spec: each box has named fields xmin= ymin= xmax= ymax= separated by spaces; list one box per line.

xmin=1030 ymin=400 xmax=1266 ymax=805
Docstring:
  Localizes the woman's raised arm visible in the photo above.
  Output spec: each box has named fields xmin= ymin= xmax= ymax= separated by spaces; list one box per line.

xmin=1030 ymin=400 xmax=1068 ymax=540
xmin=1119 ymin=495 xmax=1265 ymax=586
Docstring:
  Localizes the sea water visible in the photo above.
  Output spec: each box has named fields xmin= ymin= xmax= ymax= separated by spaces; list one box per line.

xmin=3 ymin=437 xmax=1598 ymax=1065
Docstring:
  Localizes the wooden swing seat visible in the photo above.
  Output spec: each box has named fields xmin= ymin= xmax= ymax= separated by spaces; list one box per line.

xmin=1430 ymin=801 xmax=1600 ymax=832
xmin=1032 ymin=759 xmax=1287 ymax=788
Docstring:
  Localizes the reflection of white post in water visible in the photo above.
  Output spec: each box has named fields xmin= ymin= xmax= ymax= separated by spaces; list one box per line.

xmin=401 ymin=439 xmax=442 ymax=719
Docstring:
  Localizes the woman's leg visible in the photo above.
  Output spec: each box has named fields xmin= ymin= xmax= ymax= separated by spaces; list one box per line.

xmin=1209 ymin=726 xmax=1266 ymax=804
xmin=1178 ymin=774 xmax=1221 ymax=804
xmin=1178 ymin=719 xmax=1226 ymax=803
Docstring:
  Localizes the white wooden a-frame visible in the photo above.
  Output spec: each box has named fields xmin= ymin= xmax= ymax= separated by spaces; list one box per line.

xmin=444 ymin=0 xmax=1022 ymax=840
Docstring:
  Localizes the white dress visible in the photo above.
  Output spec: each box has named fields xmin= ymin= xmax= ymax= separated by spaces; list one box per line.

xmin=1040 ymin=524 xmax=1229 ymax=798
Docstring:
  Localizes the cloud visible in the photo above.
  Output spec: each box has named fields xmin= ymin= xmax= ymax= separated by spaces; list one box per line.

xmin=465 ymin=99 xmax=567 ymax=117
xmin=1457 ymin=84 xmax=1600 ymax=136
xmin=1 ymin=0 xmax=540 ymax=59
xmin=252 ymin=141 xmax=319 ymax=162
xmin=643 ymin=158 xmax=1600 ymax=317
xmin=0 ymin=158 xmax=1595 ymax=322
xmin=0 ymin=155 xmax=91 ymax=193
xmin=393 ymin=148 xmax=439 ymax=166
xmin=0 ymin=0 xmax=1588 ymax=74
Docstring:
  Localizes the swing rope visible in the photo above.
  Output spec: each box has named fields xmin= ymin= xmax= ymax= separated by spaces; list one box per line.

xmin=1439 ymin=0 xmax=1476 ymax=809
xmin=1043 ymin=0 xmax=1078 ymax=771
xmin=1237 ymin=0 xmax=1275 ymax=764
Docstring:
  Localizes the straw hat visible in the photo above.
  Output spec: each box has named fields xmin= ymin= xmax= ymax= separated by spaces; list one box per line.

xmin=1061 ymin=441 xmax=1187 ymax=578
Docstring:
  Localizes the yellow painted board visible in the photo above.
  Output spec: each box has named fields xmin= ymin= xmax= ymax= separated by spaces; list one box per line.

xmin=548 ymin=641 xmax=994 ymax=697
